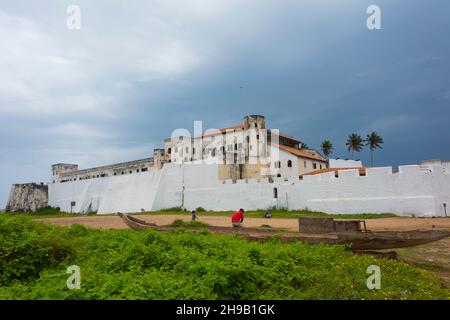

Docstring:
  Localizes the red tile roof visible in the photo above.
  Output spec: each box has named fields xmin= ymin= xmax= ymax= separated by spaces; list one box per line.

xmin=201 ymin=125 xmax=244 ymax=137
xmin=274 ymin=143 xmax=327 ymax=162
xmin=272 ymin=132 xmax=301 ymax=144
xmin=302 ymin=167 xmax=366 ymax=176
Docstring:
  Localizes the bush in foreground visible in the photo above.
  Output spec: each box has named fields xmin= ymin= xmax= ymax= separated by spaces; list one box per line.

xmin=0 ymin=215 xmax=447 ymax=300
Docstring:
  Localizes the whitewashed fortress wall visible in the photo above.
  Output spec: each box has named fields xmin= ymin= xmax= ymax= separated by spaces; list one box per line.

xmin=52 ymin=158 xmax=155 ymax=183
xmin=48 ymin=162 xmax=450 ymax=216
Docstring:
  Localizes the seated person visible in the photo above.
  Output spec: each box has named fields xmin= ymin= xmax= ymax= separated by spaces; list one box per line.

xmin=231 ymin=208 xmax=245 ymax=227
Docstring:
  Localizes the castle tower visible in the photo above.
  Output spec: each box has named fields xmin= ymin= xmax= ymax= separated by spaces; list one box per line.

xmin=51 ymin=163 xmax=78 ymax=183
xmin=242 ymin=115 xmax=267 ymax=165
xmin=243 ymin=115 xmax=266 ymax=130
xmin=153 ymin=148 xmax=165 ymax=169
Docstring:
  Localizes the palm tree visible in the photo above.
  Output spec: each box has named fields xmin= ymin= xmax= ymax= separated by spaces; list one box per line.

xmin=346 ymin=133 xmax=364 ymax=159
xmin=365 ymin=132 xmax=384 ymax=167
xmin=320 ymin=140 xmax=333 ymax=158
xmin=300 ymin=142 xmax=309 ymax=149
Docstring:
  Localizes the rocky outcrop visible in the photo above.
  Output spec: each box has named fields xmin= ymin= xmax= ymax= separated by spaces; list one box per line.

xmin=5 ymin=183 xmax=48 ymax=212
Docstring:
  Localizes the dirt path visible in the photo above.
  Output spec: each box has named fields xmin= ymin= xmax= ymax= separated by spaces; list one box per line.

xmin=41 ymin=214 xmax=450 ymax=232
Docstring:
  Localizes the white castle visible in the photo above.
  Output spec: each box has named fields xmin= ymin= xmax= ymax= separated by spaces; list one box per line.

xmin=51 ymin=115 xmax=329 ymax=184
xmin=6 ymin=115 xmax=450 ymax=216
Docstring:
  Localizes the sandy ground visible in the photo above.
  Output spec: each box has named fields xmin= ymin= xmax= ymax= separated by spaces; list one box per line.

xmin=41 ymin=214 xmax=450 ymax=232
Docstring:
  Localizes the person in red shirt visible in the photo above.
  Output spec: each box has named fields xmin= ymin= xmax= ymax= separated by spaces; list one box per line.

xmin=231 ymin=208 xmax=245 ymax=227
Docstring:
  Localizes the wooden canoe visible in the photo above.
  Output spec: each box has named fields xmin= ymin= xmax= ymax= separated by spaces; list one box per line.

xmin=118 ymin=213 xmax=450 ymax=250
xmin=337 ymin=229 xmax=450 ymax=251
xmin=118 ymin=212 xmax=159 ymax=231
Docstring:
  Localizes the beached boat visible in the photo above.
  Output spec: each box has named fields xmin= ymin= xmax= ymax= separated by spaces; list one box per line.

xmin=118 ymin=212 xmax=159 ymax=231
xmin=118 ymin=213 xmax=450 ymax=250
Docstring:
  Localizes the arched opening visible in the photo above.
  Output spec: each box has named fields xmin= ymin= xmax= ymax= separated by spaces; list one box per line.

xmin=287 ymin=160 xmax=292 ymax=167
xmin=273 ymin=187 xmax=278 ymax=198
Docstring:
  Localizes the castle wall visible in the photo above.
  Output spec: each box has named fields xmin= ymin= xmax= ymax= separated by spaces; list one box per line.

xmin=49 ymin=169 xmax=163 ymax=213
xmin=6 ymin=183 xmax=48 ymax=212
xmin=48 ymin=162 xmax=450 ymax=216
xmin=286 ymin=166 xmax=440 ymax=215
xmin=427 ymin=163 xmax=450 ymax=216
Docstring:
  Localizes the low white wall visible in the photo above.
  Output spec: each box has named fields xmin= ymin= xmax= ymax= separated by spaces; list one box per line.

xmin=329 ymin=159 xmax=363 ymax=168
xmin=48 ymin=162 xmax=450 ymax=216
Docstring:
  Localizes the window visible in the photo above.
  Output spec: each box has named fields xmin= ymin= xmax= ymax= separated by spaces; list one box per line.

xmin=256 ymin=134 xmax=259 ymax=140
xmin=211 ymin=148 xmax=216 ymax=157
xmin=313 ymin=163 xmax=317 ymax=169
xmin=168 ymin=148 xmax=171 ymax=154
xmin=234 ymin=143 xmax=238 ymax=151
xmin=129 ymin=171 xmax=132 ymax=174
xmin=287 ymin=160 xmax=292 ymax=167
xmin=304 ymin=161 xmax=307 ymax=168
xmin=274 ymin=161 xmax=281 ymax=168
xmin=246 ymin=136 xmax=250 ymax=143
xmin=254 ymin=123 xmax=257 ymax=128
xmin=273 ymin=187 xmax=278 ymax=198
xmin=137 ymin=169 xmax=140 ymax=172
xmin=320 ymin=164 xmax=322 ymax=169
xmin=193 ymin=148 xmax=195 ymax=154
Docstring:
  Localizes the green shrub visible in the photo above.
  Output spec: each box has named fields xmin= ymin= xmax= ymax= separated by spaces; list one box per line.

xmin=0 ymin=215 xmax=447 ymax=300
xmin=0 ymin=215 xmax=74 ymax=286
xmin=168 ymin=219 xmax=210 ymax=228
xmin=160 ymin=207 xmax=183 ymax=212
xmin=35 ymin=206 xmax=62 ymax=215
xmin=195 ymin=207 xmax=206 ymax=212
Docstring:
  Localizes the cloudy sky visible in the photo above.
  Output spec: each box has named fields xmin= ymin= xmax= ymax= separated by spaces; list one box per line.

xmin=1 ymin=0 xmax=449 ymax=208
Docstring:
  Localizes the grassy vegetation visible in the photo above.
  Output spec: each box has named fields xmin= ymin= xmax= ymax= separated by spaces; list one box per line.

xmin=158 ymin=206 xmax=183 ymax=212
xmin=166 ymin=219 xmax=210 ymax=228
xmin=392 ymin=239 xmax=450 ymax=288
xmin=0 ymin=215 xmax=448 ymax=300
xmin=3 ymin=206 xmax=97 ymax=218
xmin=137 ymin=208 xmax=398 ymax=220
xmin=5 ymin=206 xmax=398 ymax=220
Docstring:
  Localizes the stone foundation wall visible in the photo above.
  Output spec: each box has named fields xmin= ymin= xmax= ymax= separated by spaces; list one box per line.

xmin=6 ymin=183 xmax=48 ymax=212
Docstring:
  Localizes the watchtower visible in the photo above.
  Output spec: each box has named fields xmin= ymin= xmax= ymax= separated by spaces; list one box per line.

xmin=243 ymin=115 xmax=266 ymax=130
xmin=51 ymin=163 xmax=78 ymax=183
